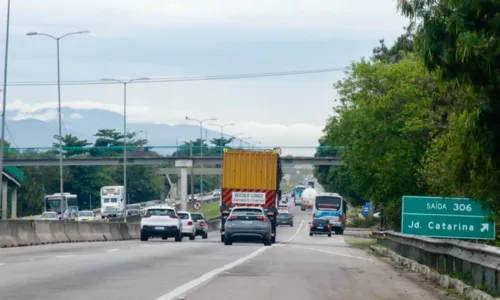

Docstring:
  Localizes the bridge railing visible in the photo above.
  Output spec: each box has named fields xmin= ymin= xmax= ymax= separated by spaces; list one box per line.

xmin=372 ymin=230 xmax=500 ymax=295
xmin=2 ymin=145 xmax=347 ymax=160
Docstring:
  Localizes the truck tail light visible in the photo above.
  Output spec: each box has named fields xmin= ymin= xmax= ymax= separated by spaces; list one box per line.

xmin=339 ymin=215 xmax=343 ymax=222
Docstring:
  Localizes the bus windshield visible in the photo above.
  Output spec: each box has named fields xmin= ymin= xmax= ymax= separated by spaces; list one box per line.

xmin=45 ymin=199 xmax=62 ymax=213
xmin=315 ymin=196 xmax=342 ymax=211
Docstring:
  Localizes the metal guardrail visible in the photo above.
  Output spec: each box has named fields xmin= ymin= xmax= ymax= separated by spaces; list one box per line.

xmin=372 ymin=230 xmax=500 ymax=294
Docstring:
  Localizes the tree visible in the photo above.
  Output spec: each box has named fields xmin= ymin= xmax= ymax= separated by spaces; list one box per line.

xmin=316 ymin=54 xmax=449 ymax=228
xmin=398 ymin=0 xmax=500 ymax=206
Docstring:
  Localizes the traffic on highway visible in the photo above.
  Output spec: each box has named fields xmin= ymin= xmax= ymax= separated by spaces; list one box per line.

xmin=0 ymin=192 xmax=450 ymax=300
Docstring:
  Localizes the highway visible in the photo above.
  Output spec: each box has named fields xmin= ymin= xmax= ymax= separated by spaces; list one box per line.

xmin=0 ymin=196 xmax=451 ymax=300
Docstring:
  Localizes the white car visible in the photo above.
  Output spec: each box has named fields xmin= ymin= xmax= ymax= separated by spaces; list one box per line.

xmin=40 ymin=211 xmax=59 ymax=221
xmin=77 ymin=210 xmax=96 ymax=221
xmin=140 ymin=205 xmax=183 ymax=242
xmin=213 ymin=189 xmax=221 ymax=197
xmin=177 ymin=211 xmax=197 ymax=240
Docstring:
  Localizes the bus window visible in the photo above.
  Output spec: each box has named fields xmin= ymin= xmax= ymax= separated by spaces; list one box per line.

xmin=315 ymin=196 xmax=342 ymax=211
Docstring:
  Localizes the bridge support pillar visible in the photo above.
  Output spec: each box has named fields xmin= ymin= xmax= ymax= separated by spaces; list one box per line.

xmin=180 ymin=167 xmax=188 ymax=211
xmin=1 ymin=181 xmax=6 ymax=219
xmin=11 ymin=187 xmax=17 ymax=219
xmin=175 ymin=160 xmax=193 ymax=212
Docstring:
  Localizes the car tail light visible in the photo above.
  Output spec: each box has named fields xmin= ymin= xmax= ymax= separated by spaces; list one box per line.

xmin=312 ymin=214 xmax=316 ymax=219
xmin=200 ymin=222 xmax=206 ymax=227
xmin=327 ymin=224 xmax=331 ymax=230
xmin=310 ymin=223 xmax=314 ymax=228
xmin=339 ymin=215 xmax=343 ymax=222
xmin=188 ymin=221 xmax=193 ymax=226
xmin=289 ymin=216 xmax=293 ymax=220
xmin=256 ymin=216 xmax=268 ymax=222
xmin=170 ymin=215 xmax=179 ymax=219
xmin=228 ymin=216 xmax=237 ymax=220
xmin=143 ymin=215 xmax=151 ymax=218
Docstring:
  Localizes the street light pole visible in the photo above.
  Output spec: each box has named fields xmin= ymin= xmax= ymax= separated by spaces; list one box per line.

xmin=101 ymin=77 xmax=150 ymax=222
xmin=27 ymin=30 xmax=89 ymax=214
xmin=240 ymin=137 xmax=252 ymax=148
xmin=185 ymin=116 xmax=216 ymax=214
xmin=0 ymin=0 xmax=11 ymax=220
xmin=209 ymin=122 xmax=235 ymax=156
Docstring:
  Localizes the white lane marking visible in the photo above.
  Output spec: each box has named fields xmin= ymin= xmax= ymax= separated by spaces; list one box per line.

xmin=106 ymin=248 xmax=120 ymax=253
xmin=140 ymin=244 xmax=150 ymax=247
xmin=338 ymin=235 xmax=345 ymax=244
xmin=155 ymin=246 xmax=270 ymax=300
xmin=56 ymin=255 xmax=76 ymax=258
xmin=284 ymin=220 xmax=304 ymax=243
xmin=290 ymin=245 xmax=374 ymax=262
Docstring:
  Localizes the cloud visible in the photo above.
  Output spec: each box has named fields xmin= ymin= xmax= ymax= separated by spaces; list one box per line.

xmin=6 ymin=0 xmax=408 ymax=39
xmin=69 ymin=112 xmax=83 ymax=119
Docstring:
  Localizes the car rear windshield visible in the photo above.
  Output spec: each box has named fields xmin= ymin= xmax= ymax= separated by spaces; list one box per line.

xmin=191 ymin=214 xmax=204 ymax=221
xmin=231 ymin=209 xmax=263 ymax=217
xmin=313 ymin=218 xmax=329 ymax=225
xmin=146 ymin=209 xmax=175 ymax=216
xmin=278 ymin=213 xmax=290 ymax=218
xmin=178 ymin=213 xmax=189 ymax=219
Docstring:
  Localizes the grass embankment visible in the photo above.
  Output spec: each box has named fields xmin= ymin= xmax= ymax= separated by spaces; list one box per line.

xmin=345 ymin=238 xmax=377 ymax=248
xmin=189 ymin=201 xmax=220 ymax=220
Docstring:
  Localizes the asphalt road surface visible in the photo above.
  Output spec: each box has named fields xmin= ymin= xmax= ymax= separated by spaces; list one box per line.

xmin=1 ymin=197 xmax=448 ymax=300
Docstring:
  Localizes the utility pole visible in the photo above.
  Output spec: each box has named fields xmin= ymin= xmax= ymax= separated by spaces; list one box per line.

xmin=190 ymin=142 xmax=194 ymax=202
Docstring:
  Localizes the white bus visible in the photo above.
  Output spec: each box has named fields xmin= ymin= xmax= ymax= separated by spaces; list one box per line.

xmin=44 ymin=193 xmax=79 ymax=220
xmin=100 ymin=186 xmax=125 ymax=215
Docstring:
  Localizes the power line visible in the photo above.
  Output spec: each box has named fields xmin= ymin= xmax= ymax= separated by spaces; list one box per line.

xmin=5 ymin=67 xmax=347 ymax=87
xmin=5 ymin=123 xmax=18 ymax=148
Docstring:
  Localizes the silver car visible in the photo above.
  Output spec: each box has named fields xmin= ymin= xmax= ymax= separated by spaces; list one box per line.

xmin=223 ymin=207 xmax=272 ymax=246
xmin=191 ymin=213 xmax=208 ymax=239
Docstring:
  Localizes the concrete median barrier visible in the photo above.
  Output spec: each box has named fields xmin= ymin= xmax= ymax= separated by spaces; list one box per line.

xmin=64 ymin=221 xmax=84 ymax=242
xmin=49 ymin=221 xmax=71 ymax=243
xmin=0 ymin=215 xmax=223 ymax=248
xmin=0 ymin=221 xmax=18 ymax=247
xmin=33 ymin=221 xmax=56 ymax=244
xmin=10 ymin=220 xmax=40 ymax=246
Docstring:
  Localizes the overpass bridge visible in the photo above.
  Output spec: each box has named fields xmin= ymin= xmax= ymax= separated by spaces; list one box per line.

xmin=157 ymin=165 xmax=314 ymax=175
xmin=3 ymin=155 xmax=343 ymax=167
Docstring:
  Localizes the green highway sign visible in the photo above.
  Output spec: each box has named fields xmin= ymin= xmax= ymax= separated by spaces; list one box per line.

xmin=401 ymin=196 xmax=495 ymax=240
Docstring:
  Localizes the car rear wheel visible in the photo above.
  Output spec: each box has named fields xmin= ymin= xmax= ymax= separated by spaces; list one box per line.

xmin=140 ymin=232 xmax=148 ymax=241
xmin=202 ymin=232 xmax=208 ymax=239
xmin=161 ymin=237 xmax=168 ymax=240
xmin=263 ymin=238 xmax=271 ymax=246
xmin=271 ymin=236 xmax=276 ymax=244
xmin=175 ymin=233 xmax=183 ymax=242
xmin=290 ymin=223 xmax=293 ymax=227
xmin=328 ymin=233 xmax=332 ymax=237
xmin=224 ymin=238 xmax=232 ymax=245
xmin=309 ymin=233 xmax=313 ymax=236
xmin=189 ymin=234 xmax=195 ymax=240
xmin=220 ymin=235 xmax=225 ymax=243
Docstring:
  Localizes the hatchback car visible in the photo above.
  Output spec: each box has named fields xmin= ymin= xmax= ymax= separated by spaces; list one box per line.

xmin=140 ymin=206 xmax=183 ymax=242
xmin=191 ymin=212 xmax=208 ymax=239
xmin=309 ymin=218 xmax=332 ymax=237
xmin=40 ymin=211 xmax=59 ymax=221
xmin=277 ymin=212 xmax=293 ymax=227
xmin=77 ymin=210 xmax=95 ymax=221
xmin=177 ymin=211 xmax=197 ymax=240
xmin=224 ymin=207 xmax=272 ymax=246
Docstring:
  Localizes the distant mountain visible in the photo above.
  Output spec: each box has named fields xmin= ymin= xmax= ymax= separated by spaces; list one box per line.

xmin=4 ymin=108 xmax=225 ymax=153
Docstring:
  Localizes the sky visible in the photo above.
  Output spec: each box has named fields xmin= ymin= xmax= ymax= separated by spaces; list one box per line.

xmin=0 ymin=0 xmax=408 ymax=151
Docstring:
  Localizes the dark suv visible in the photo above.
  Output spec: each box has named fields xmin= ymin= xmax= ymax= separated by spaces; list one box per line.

xmin=309 ymin=218 xmax=332 ymax=237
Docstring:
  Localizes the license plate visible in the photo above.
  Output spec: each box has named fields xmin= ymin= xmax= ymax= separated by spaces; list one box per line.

xmin=155 ymin=226 xmax=165 ymax=230
xmin=241 ymin=221 xmax=253 ymax=224
xmin=317 ymin=226 xmax=324 ymax=229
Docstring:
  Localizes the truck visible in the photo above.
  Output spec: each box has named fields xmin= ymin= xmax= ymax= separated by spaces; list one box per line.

xmin=100 ymin=185 xmax=125 ymax=219
xmin=300 ymin=187 xmax=317 ymax=211
xmin=219 ymin=148 xmax=283 ymax=243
